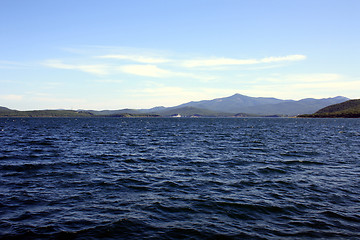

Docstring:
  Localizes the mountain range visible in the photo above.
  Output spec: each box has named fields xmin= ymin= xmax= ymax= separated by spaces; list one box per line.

xmin=158 ymin=94 xmax=348 ymax=116
xmin=86 ymin=93 xmax=348 ymax=117
xmin=0 ymin=94 xmax=350 ymax=117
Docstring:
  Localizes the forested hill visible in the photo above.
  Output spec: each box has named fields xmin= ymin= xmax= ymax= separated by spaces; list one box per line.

xmin=0 ymin=109 xmax=94 ymax=117
xmin=298 ymin=99 xmax=360 ymax=118
xmin=0 ymin=106 xmax=12 ymax=112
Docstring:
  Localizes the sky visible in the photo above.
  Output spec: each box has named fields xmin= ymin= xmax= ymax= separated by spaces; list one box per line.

xmin=1 ymin=0 xmax=359 ymax=110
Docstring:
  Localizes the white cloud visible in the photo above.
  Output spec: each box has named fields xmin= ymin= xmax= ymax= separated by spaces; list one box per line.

xmin=43 ymin=59 xmax=214 ymax=80
xmin=0 ymin=60 xmax=32 ymax=69
xmin=293 ymin=80 xmax=360 ymax=91
xmin=93 ymin=79 xmax=123 ymax=83
xmin=0 ymin=94 xmax=23 ymax=101
xmin=31 ymin=96 xmax=86 ymax=104
xmin=260 ymin=55 xmax=306 ymax=63
xmin=20 ymin=94 xmax=87 ymax=110
xmin=183 ymin=58 xmax=257 ymax=67
xmin=136 ymin=86 xmax=186 ymax=97
xmin=0 ymin=60 xmax=19 ymax=65
xmin=285 ymin=73 xmax=342 ymax=82
xmin=117 ymin=64 xmax=218 ymax=80
xmin=42 ymin=82 xmax=63 ymax=89
xmin=44 ymin=60 xmax=109 ymax=75
xmin=256 ymin=73 xmax=343 ymax=84
xmin=97 ymin=54 xmax=170 ymax=63
xmin=118 ymin=64 xmax=173 ymax=78
xmin=183 ymin=54 xmax=306 ymax=67
xmin=0 ymin=79 xmax=16 ymax=83
xmin=239 ymin=76 xmax=359 ymax=100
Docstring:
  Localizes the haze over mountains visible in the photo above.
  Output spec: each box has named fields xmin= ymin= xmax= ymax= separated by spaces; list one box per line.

xmin=170 ymin=94 xmax=348 ymax=116
xmin=0 ymin=94 xmax=349 ymax=117
xmin=88 ymin=93 xmax=348 ymax=117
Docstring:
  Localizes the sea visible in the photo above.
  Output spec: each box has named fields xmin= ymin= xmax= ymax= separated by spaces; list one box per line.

xmin=0 ymin=117 xmax=360 ymax=239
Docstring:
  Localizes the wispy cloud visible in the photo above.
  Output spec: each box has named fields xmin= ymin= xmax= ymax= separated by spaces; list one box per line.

xmin=118 ymin=64 xmax=174 ymax=78
xmin=239 ymin=74 xmax=358 ymax=100
xmin=182 ymin=54 xmax=306 ymax=67
xmin=117 ymin=64 xmax=215 ymax=80
xmin=135 ymin=86 xmax=186 ymax=97
xmin=260 ymin=55 xmax=306 ymax=63
xmin=0 ymin=94 xmax=23 ymax=101
xmin=43 ymin=59 xmax=212 ymax=80
xmin=31 ymin=95 xmax=86 ymax=104
xmin=293 ymin=80 xmax=360 ymax=91
xmin=44 ymin=60 xmax=109 ymax=75
xmin=0 ymin=60 xmax=30 ymax=69
xmin=256 ymin=73 xmax=343 ymax=84
xmin=93 ymin=79 xmax=123 ymax=83
xmin=42 ymin=50 xmax=307 ymax=81
xmin=97 ymin=54 xmax=170 ymax=64
xmin=285 ymin=73 xmax=342 ymax=82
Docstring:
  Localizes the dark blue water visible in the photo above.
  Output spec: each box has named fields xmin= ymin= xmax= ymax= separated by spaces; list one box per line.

xmin=1 ymin=118 xmax=360 ymax=239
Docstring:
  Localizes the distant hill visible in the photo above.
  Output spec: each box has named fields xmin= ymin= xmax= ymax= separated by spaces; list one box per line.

xmin=89 ymin=106 xmax=166 ymax=116
xmin=151 ymin=106 xmax=234 ymax=117
xmin=88 ymin=109 xmax=140 ymax=115
xmin=298 ymin=99 xmax=360 ymax=118
xmin=0 ymin=106 xmax=13 ymax=112
xmin=171 ymin=94 xmax=348 ymax=116
xmin=90 ymin=106 xmax=246 ymax=117
xmin=0 ymin=110 xmax=94 ymax=117
xmin=237 ymin=96 xmax=349 ymax=116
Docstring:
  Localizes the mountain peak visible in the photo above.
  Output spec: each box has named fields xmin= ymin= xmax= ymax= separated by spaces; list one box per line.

xmin=171 ymin=94 xmax=349 ymax=115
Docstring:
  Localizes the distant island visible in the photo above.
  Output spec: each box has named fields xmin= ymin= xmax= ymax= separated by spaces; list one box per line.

xmin=0 ymin=108 xmax=160 ymax=118
xmin=298 ymin=99 xmax=360 ymax=118
xmin=0 ymin=108 xmax=93 ymax=118
xmin=0 ymin=93 xmax=355 ymax=118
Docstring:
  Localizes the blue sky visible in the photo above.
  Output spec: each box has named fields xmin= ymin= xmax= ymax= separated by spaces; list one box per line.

xmin=1 ymin=0 xmax=359 ymax=110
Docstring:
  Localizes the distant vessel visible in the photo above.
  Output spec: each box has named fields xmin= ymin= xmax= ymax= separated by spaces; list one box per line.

xmin=171 ymin=114 xmax=182 ymax=118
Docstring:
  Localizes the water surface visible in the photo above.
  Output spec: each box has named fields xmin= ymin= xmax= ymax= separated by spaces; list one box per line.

xmin=1 ymin=118 xmax=360 ymax=239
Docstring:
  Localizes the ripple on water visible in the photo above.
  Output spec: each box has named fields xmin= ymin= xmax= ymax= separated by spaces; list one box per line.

xmin=0 ymin=118 xmax=360 ymax=239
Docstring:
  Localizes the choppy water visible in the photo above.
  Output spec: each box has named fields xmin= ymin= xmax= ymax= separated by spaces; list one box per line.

xmin=0 ymin=117 xmax=360 ymax=239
